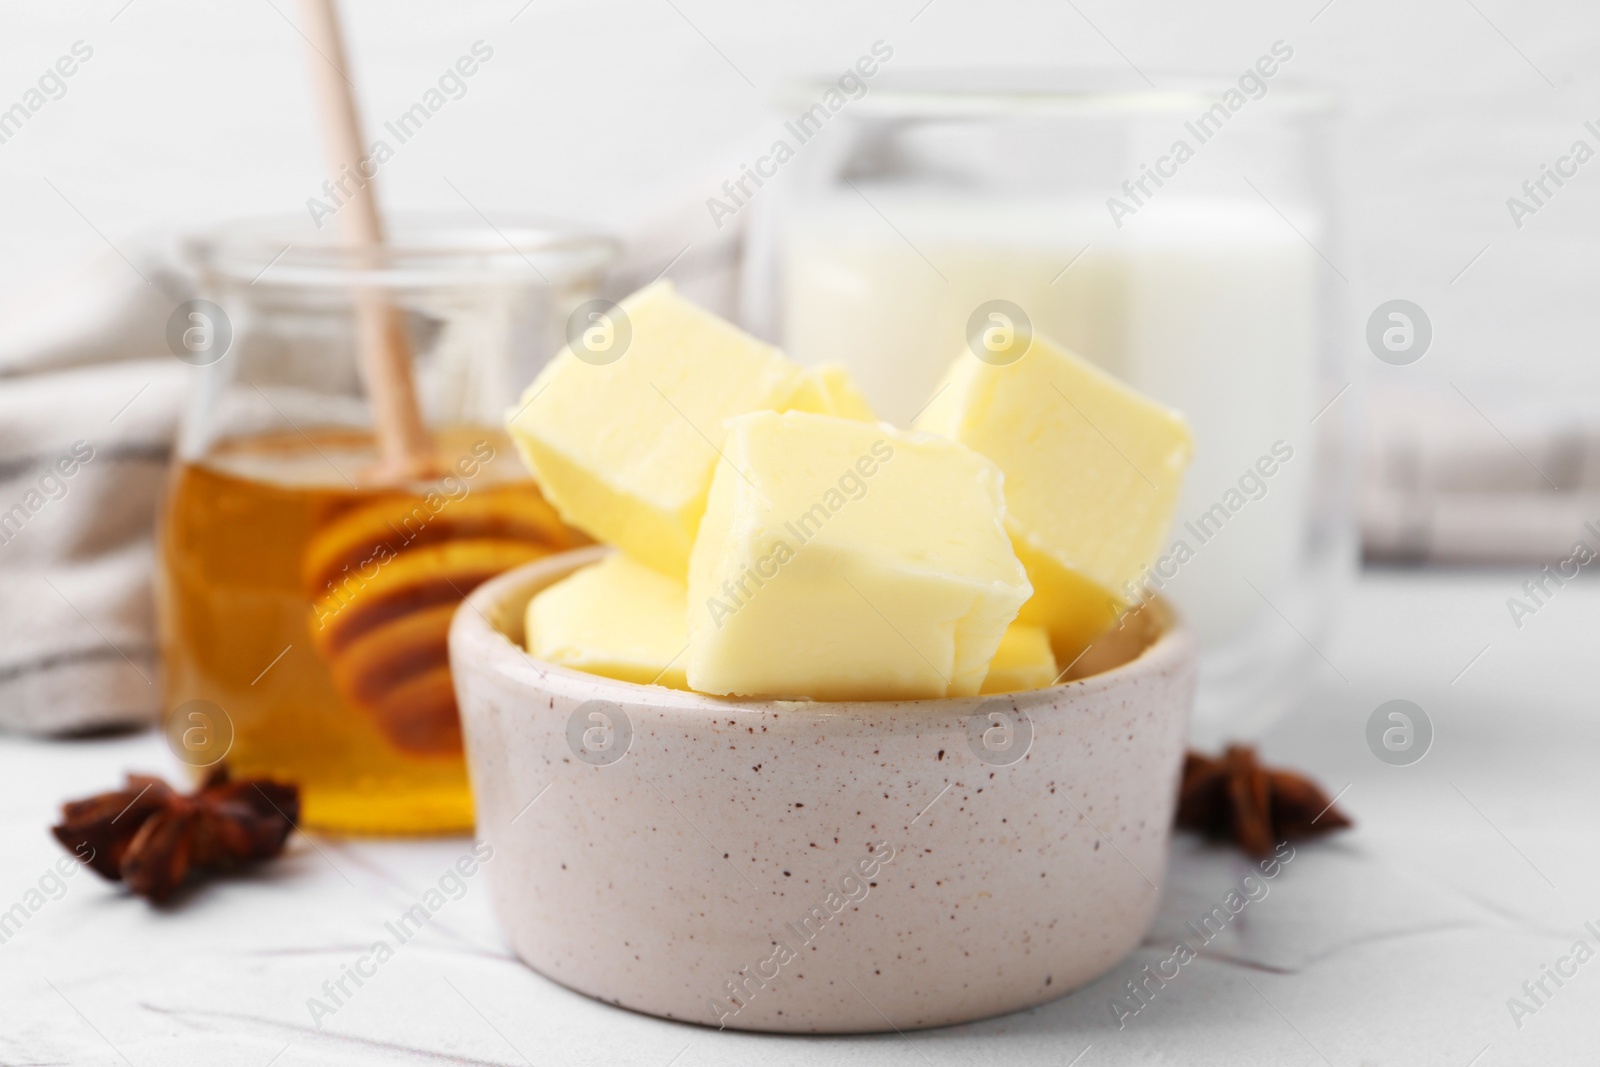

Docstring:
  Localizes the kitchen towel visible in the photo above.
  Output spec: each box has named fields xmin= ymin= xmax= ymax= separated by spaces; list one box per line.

xmin=1362 ymin=387 xmax=1600 ymax=564
xmin=0 ymin=248 xmax=186 ymax=735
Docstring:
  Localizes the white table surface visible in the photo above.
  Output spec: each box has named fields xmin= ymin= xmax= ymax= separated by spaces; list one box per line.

xmin=2 ymin=568 xmax=1596 ymax=1066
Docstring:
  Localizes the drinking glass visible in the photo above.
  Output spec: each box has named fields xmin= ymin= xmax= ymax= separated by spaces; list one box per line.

xmin=744 ymin=69 xmax=1353 ymax=740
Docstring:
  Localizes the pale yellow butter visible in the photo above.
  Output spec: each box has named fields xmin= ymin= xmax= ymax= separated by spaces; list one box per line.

xmin=525 ymin=552 xmax=689 ymax=689
xmin=506 ymin=281 xmax=812 ymax=576
xmin=915 ymin=335 xmax=1192 ymax=661
xmin=791 ymin=364 xmax=877 ymax=422
xmin=686 ymin=411 xmax=1031 ymax=700
xmin=979 ymin=622 xmax=1058 ymax=694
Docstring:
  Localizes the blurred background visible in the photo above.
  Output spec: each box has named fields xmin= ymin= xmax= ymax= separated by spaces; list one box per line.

xmin=3 ymin=0 xmax=1594 ymax=388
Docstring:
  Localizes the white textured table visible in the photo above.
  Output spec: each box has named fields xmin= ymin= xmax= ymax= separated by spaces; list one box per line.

xmin=3 ymin=570 xmax=1596 ymax=1066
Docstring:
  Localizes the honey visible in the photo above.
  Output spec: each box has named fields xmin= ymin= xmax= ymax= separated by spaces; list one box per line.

xmin=159 ymin=426 xmax=580 ymax=833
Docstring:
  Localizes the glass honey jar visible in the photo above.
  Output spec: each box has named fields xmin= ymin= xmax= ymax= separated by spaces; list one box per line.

xmin=158 ymin=215 xmax=611 ymax=833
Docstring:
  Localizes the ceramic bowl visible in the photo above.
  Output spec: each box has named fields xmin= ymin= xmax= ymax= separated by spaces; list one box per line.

xmin=450 ymin=547 xmax=1196 ymax=1033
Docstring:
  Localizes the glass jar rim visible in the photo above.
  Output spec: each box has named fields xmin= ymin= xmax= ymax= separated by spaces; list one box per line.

xmin=776 ymin=67 xmax=1334 ymax=119
xmin=185 ymin=212 xmax=618 ymax=289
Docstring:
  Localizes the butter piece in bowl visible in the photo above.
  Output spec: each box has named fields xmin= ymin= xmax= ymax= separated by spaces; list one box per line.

xmin=685 ymin=411 xmax=1032 ymax=701
xmin=524 ymin=551 xmax=688 ymax=690
xmin=979 ymin=622 xmax=1058 ymax=694
xmin=505 ymin=281 xmax=813 ymax=576
xmin=916 ymin=334 xmax=1192 ymax=663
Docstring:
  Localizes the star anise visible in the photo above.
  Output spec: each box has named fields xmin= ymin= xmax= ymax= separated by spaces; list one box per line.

xmin=51 ymin=768 xmax=299 ymax=902
xmin=1176 ymin=745 xmax=1351 ymax=857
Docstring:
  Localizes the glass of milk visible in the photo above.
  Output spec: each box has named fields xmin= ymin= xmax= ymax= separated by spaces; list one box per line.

xmin=742 ymin=68 xmax=1353 ymax=741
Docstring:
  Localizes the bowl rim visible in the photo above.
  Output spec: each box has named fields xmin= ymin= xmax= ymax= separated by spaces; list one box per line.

xmin=452 ymin=546 xmax=1196 ymax=716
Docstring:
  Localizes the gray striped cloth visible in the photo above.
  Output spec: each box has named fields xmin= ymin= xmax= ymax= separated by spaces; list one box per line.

xmin=1362 ymin=387 xmax=1600 ymax=564
xmin=0 ymin=248 xmax=187 ymax=734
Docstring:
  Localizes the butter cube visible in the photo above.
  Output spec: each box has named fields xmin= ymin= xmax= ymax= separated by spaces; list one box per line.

xmin=507 ymin=282 xmax=812 ymax=576
xmin=686 ymin=411 xmax=1031 ymax=700
xmin=792 ymin=364 xmax=877 ymax=422
xmin=916 ymin=336 xmax=1191 ymax=661
xmin=979 ymin=623 xmax=1058 ymax=694
xmin=525 ymin=552 xmax=688 ymax=689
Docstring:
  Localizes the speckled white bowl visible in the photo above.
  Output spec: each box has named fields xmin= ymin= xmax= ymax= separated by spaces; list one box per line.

xmin=451 ymin=547 xmax=1196 ymax=1033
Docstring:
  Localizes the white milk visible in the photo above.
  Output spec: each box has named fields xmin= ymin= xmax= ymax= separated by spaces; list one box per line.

xmin=778 ymin=195 xmax=1318 ymax=654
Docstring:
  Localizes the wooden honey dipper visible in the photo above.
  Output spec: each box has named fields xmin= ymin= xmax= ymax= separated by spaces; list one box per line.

xmin=295 ymin=0 xmax=438 ymax=482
